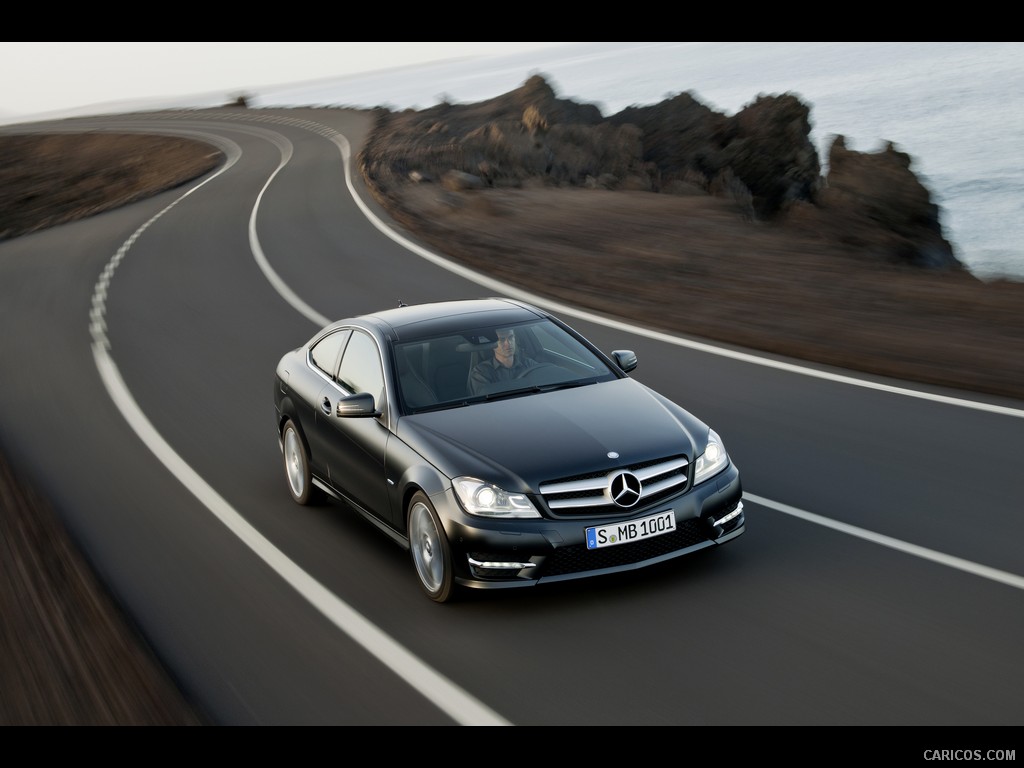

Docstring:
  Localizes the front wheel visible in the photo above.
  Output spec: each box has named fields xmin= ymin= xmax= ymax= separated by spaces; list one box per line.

xmin=408 ymin=491 xmax=455 ymax=603
xmin=281 ymin=419 xmax=322 ymax=505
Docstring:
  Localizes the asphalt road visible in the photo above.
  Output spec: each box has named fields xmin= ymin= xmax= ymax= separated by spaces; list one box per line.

xmin=1 ymin=108 xmax=1022 ymax=728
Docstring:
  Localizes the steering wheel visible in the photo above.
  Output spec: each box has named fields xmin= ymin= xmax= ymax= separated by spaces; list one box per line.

xmin=515 ymin=362 xmax=556 ymax=379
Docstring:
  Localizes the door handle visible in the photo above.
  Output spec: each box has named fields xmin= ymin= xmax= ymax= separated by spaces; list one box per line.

xmin=321 ymin=397 xmax=331 ymax=415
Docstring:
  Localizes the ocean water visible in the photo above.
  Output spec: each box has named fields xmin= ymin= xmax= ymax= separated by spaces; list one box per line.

xmin=253 ymin=42 xmax=1024 ymax=283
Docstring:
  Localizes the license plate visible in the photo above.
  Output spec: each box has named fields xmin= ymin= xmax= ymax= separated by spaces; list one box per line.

xmin=586 ymin=510 xmax=676 ymax=549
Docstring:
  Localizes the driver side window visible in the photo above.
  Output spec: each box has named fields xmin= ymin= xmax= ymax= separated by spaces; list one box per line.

xmin=337 ymin=330 xmax=385 ymax=405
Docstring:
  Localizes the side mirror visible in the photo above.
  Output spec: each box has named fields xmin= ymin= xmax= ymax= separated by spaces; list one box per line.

xmin=336 ymin=391 xmax=378 ymax=417
xmin=612 ymin=350 xmax=638 ymax=373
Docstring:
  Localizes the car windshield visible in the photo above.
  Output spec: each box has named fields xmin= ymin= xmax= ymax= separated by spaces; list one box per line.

xmin=394 ymin=318 xmax=618 ymax=411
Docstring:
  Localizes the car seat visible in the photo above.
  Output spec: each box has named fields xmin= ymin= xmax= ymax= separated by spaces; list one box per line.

xmin=426 ymin=337 xmax=471 ymax=401
xmin=395 ymin=345 xmax=438 ymax=409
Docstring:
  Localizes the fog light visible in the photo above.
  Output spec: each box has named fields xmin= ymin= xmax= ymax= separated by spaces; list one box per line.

xmin=468 ymin=555 xmax=536 ymax=571
xmin=710 ymin=501 xmax=744 ymax=528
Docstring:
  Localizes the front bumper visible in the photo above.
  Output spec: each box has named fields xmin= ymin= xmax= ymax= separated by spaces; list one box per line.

xmin=433 ymin=462 xmax=744 ymax=591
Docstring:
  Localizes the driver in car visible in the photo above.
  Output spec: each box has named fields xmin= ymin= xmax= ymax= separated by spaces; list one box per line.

xmin=469 ymin=328 xmax=538 ymax=395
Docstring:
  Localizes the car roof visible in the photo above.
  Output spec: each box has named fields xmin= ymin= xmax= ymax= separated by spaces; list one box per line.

xmin=358 ymin=298 xmax=548 ymax=341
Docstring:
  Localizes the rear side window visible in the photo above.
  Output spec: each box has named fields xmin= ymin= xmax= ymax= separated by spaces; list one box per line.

xmin=310 ymin=329 xmax=351 ymax=377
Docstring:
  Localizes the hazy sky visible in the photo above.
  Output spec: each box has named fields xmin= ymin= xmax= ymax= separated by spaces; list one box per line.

xmin=0 ymin=42 xmax=570 ymax=118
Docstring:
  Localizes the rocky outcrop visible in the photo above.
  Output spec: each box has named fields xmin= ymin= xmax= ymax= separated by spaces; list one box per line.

xmin=360 ymin=74 xmax=960 ymax=271
xmin=815 ymin=136 xmax=960 ymax=269
xmin=608 ymin=91 xmax=822 ymax=220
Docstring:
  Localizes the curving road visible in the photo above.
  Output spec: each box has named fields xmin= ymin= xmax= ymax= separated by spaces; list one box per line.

xmin=1 ymin=108 xmax=1022 ymax=727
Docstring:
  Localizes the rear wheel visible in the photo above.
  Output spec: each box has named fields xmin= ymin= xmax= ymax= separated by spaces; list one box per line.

xmin=408 ymin=491 xmax=455 ymax=603
xmin=281 ymin=419 xmax=322 ymax=505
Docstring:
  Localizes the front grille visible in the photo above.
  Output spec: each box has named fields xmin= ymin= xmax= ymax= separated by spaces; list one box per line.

xmin=538 ymin=455 xmax=689 ymax=516
xmin=540 ymin=517 xmax=709 ymax=577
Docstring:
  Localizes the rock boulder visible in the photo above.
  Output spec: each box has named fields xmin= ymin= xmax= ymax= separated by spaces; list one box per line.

xmin=360 ymin=74 xmax=961 ymax=271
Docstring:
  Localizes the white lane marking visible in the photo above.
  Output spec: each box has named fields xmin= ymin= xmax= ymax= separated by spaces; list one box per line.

xmin=318 ymin=121 xmax=1024 ymax=592
xmin=745 ymin=494 xmax=1024 ymax=591
xmin=89 ymin=122 xmax=509 ymax=726
xmin=89 ymin=131 xmax=242 ymax=350
xmin=240 ymin=128 xmax=333 ymax=328
xmin=92 ymin=342 xmax=509 ymax=726
xmin=327 ymin=136 xmax=1023 ymax=420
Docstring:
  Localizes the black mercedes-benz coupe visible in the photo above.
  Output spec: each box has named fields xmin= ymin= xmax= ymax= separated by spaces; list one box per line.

xmin=274 ymin=298 xmax=744 ymax=602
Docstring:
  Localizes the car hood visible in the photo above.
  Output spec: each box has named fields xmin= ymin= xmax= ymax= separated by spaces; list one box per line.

xmin=396 ymin=378 xmax=708 ymax=490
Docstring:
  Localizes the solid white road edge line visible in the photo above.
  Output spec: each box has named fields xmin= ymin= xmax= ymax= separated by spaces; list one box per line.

xmin=88 ymin=125 xmax=509 ymax=726
xmin=744 ymin=494 xmax=1024 ymax=591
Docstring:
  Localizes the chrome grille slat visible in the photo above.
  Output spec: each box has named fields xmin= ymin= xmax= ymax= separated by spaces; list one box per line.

xmin=640 ymin=474 xmax=687 ymax=497
xmin=540 ymin=476 xmax=610 ymax=495
xmin=548 ymin=495 xmax=609 ymax=510
xmin=635 ymin=457 xmax=688 ymax=480
xmin=539 ymin=455 xmax=690 ymax=515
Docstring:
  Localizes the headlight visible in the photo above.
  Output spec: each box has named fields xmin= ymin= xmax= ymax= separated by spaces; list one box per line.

xmin=453 ymin=477 xmax=541 ymax=518
xmin=693 ymin=429 xmax=729 ymax=485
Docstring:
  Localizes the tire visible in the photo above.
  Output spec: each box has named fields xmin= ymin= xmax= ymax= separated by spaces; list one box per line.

xmin=408 ymin=491 xmax=455 ymax=603
xmin=281 ymin=419 xmax=322 ymax=505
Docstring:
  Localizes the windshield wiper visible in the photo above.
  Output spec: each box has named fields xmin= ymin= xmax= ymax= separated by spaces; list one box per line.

xmin=484 ymin=386 xmax=542 ymax=401
xmin=483 ymin=379 xmax=594 ymax=401
xmin=544 ymin=379 xmax=595 ymax=391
